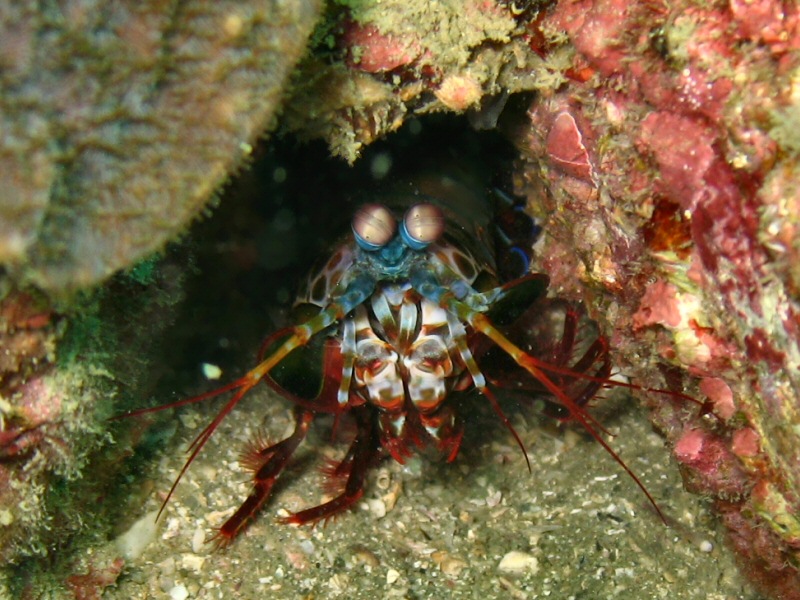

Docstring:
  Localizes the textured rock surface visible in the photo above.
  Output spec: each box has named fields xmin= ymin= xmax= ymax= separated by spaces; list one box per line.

xmin=0 ymin=262 xmax=186 ymax=565
xmin=0 ymin=0 xmax=321 ymax=292
xmin=283 ymin=0 xmax=567 ymax=162
xmin=507 ymin=2 xmax=800 ymax=598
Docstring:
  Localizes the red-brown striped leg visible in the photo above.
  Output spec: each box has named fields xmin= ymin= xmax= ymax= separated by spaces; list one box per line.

xmin=377 ymin=410 xmax=416 ymax=463
xmin=212 ymin=408 xmax=314 ymax=545
xmin=419 ymin=406 xmax=463 ymax=462
xmin=281 ymin=406 xmax=379 ymax=525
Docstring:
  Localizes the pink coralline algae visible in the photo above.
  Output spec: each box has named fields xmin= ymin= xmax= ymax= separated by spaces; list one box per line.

xmin=0 ymin=265 xmax=185 ymax=566
xmin=343 ymin=22 xmax=422 ymax=72
xmin=546 ymin=112 xmax=596 ymax=182
xmin=559 ymin=0 xmax=631 ymax=77
xmin=0 ymin=290 xmax=67 ymax=561
xmin=674 ymin=428 xmax=749 ymax=498
xmin=66 ymin=557 xmax=124 ymax=600
xmin=632 ymin=281 xmax=682 ymax=330
xmin=699 ymin=377 xmax=736 ymax=421
xmin=730 ymin=0 xmax=798 ymax=53
xmin=0 ymin=291 xmax=57 ymax=464
xmin=732 ymin=428 xmax=761 ymax=459
xmin=637 ymin=113 xmax=719 ymax=211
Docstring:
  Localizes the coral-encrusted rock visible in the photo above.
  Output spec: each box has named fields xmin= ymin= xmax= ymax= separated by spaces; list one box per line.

xmin=342 ymin=22 xmax=422 ymax=72
xmin=674 ymin=428 xmax=749 ymax=498
xmin=0 ymin=0 xmax=321 ymax=293
xmin=283 ymin=0 xmax=556 ymax=162
xmin=0 ymin=262 xmax=184 ymax=565
xmin=512 ymin=1 xmax=800 ymax=597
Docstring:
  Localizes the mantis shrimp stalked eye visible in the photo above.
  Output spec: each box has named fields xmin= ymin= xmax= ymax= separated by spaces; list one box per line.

xmin=400 ymin=203 xmax=445 ymax=249
xmin=352 ymin=204 xmax=396 ymax=250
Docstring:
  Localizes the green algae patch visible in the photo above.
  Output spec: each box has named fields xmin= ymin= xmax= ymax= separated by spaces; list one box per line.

xmin=0 ymin=253 xmax=187 ymax=597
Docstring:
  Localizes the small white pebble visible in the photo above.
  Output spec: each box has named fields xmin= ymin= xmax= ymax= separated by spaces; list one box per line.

xmin=191 ymin=528 xmax=205 ymax=554
xmin=202 ymin=362 xmax=222 ymax=380
xmin=486 ymin=489 xmax=503 ymax=508
xmin=115 ymin=510 xmax=160 ymax=559
xmin=367 ymin=498 xmax=387 ymax=518
xmin=169 ymin=584 xmax=189 ymax=600
xmin=498 ymin=551 xmax=539 ymax=575
xmin=386 ymin=568 xmax=401 ymax=584
xmin=699 ymin=540 xmax=714 ymax=553
xmin=0 ymin=509 xmax=14 ymax=526
xmin=181 ymin=553 xmax=205 ymax=573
